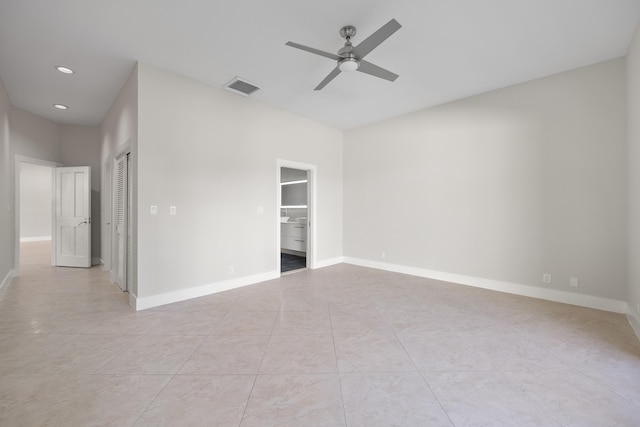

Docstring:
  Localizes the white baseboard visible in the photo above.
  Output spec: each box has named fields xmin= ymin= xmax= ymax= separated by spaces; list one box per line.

xmin=314 ymin=256 xmax=345 ymax=269
xmin=91 ymin=257 xmax=102 ymax=266
xmin=131 ymin=270 xmax=281 ymax=311
xmin=20 ymin=236 xmax=51 ymax=242
xmin=344 ymin=257 xmax=627 ymax=314
xmin=628 ymin=311 xmax=640 ymax=340
xmin=0 ymin=269 xmax=14 ymax=293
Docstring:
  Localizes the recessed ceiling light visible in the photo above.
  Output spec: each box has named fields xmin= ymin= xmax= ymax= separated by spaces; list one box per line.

xmin=55 ymin=66 xmax=74 ymax=74
xmin=54 ymin=104 xmax=68 ymax=110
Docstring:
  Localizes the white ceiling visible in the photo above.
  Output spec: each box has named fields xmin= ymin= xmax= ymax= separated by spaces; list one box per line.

xmin=1 ymin=0 xmax=639 ymax=130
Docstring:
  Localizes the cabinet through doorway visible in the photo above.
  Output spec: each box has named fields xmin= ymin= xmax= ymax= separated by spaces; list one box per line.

xmin=279 ymin=164 xmax=313 ymax=273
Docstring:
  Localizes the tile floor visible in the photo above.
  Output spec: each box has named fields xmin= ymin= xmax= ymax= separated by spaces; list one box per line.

xmin=1 ymin=241 xmax=640 ymax=426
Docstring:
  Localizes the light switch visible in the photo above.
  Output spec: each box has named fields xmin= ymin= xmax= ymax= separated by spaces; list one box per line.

xmin=257 ymin=206 xmax=264 ymax=214
xmin=170 ymin=206 xmax=177 ymax=216
xmin=150 ymin=205 xmax=158 ymax=215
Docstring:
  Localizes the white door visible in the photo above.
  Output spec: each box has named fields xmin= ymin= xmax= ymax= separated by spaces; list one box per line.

xmin=113 ymin=154 xmax=128 ymax=291
xmin=55 ymin=166 xmax=91 ymax=268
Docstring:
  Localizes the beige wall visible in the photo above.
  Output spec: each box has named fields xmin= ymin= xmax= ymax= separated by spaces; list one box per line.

xmin=0 ymin=76 xmax=11 ymax=288
xmin=135 ymin=63 xmax=343 ymax=301
xmin=344 ymin=58 xmax=627 ymax=303
xmin=628 ymin=22 xmax=640 ymax=333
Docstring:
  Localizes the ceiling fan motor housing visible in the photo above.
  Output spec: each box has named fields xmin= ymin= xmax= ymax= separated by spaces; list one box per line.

xmin=338 ymin=38 xmax=359 ymax=71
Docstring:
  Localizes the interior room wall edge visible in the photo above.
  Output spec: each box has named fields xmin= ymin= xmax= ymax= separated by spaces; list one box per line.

xmin=626 ymin=19 xmax=640 ymax=339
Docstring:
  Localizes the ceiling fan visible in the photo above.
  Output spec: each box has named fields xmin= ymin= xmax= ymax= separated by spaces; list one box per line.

xmin=286 ymin=18 xmax=402 ymax=90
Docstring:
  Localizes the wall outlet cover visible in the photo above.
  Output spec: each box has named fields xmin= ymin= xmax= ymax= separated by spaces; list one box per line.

xmin=542 ymin=273 xmax=552 ymax=284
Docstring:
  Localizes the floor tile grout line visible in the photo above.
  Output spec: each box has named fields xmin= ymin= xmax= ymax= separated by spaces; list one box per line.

xmin=237 ymin=302 xmax=281 ymax=425
xmin=494 ymin=369 xmax=567 ymax=426
xmin=171 ymin=334 xmax=209 ymax=376
xmin=390 ymin=319 xmax=456 ymax=426
xmin=573 ymin=365 xmax=640 ymax=411
xmin=328 ymin=296 xmax=349 ymax=427
xmin=129 ymin=373 xmax=176 ymax=427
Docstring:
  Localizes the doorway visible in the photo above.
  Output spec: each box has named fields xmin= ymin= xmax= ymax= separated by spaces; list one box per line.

xmin=278 ymin=160 xmax=316 ymax=274
xmin=18 ymin=162 xmax=54 ymax=269
xmin=14 ymin=156 xmax=61 ymax=276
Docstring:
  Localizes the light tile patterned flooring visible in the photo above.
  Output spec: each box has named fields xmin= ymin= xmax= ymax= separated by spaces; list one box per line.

xmin=1 ymin=241 xmax=640 ymax=426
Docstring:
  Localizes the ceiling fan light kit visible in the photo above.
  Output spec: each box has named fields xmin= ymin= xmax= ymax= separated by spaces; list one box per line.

xmin=286 ymin=18 xmax=401 ymax=90
xmin=338 ymin=57 xmax=359 ymax=72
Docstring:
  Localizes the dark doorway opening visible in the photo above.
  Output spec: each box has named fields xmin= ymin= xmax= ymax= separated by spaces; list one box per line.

xmin=281 ymin=253 xmax=306 ymax=273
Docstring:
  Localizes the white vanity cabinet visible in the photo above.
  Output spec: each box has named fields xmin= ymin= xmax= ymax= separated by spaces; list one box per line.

xmin=281 ymin=222 xmax=307 ymax=252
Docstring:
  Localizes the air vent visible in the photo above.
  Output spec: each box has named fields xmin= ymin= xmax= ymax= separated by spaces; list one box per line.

xmin=224 ymin=77 xmax=260 ymax=97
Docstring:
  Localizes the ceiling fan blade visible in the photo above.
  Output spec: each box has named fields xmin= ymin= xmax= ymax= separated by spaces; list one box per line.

xmin=352 ymin=18 xmax=401 ymax=59
xmin=357 ymin=60 xmax=399 ymax=82
xmin=314 ymin=67 xmax=342 ymax=90
xmin=285 ymin=41 xmax=340 ymax=61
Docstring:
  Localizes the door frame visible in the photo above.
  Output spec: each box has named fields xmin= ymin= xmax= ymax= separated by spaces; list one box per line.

xmin=13 ymin=155 xmax=62 ymax=276
xmin=276 ymin=159 xmax=317 ymax=274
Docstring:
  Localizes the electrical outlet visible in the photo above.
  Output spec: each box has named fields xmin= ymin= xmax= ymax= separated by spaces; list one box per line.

xmin=570 ymin=277 xmax=579 ymax=288
xmin=150 ymin=205 xmax=158 ymax=215
xmin=169 ymin=206 xmax=177 ymax=215
xmin=228 ymin=266 xmax=235 ymax=275
xmin=542 ymin=273 xmax=552 ymax=284
xmin=381 ymin=252 xmax=386 ymax=260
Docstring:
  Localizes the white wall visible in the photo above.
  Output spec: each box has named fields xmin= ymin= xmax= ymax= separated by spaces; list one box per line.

xmin=19 ymin=163 xmax=52 ymax=240
xmin=628 ymin=22 xmax=640 ymax=334
xmin=344 ymin=58 xmax=627 ymax=307
xmin=10 ymin=107 xmax=62 ymax=161
xmin=135 ymin=63 xmax=343 ymax=302
xmin=0 ymin=76 xmax=12 ymax=289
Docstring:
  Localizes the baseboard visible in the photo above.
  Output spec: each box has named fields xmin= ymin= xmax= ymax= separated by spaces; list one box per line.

xmin=132 ymin=270 xmax=281 ymax=311
xmin=314 ymin=256 xmax=345 ymax=269
xmin=128 ymin=292 xmax=137 ymax=310
xmin=628 ymin=310 xmax=640 ymax=340
xmin=343 ymin=257 xmax=627 ymax=314
xmin=91 ymin=257 xmax=102 ymax=266
xmin=0 ymin=269 xmax=14 ymax=293
xmin=20 ymin=236 xmax=51 ymax=242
